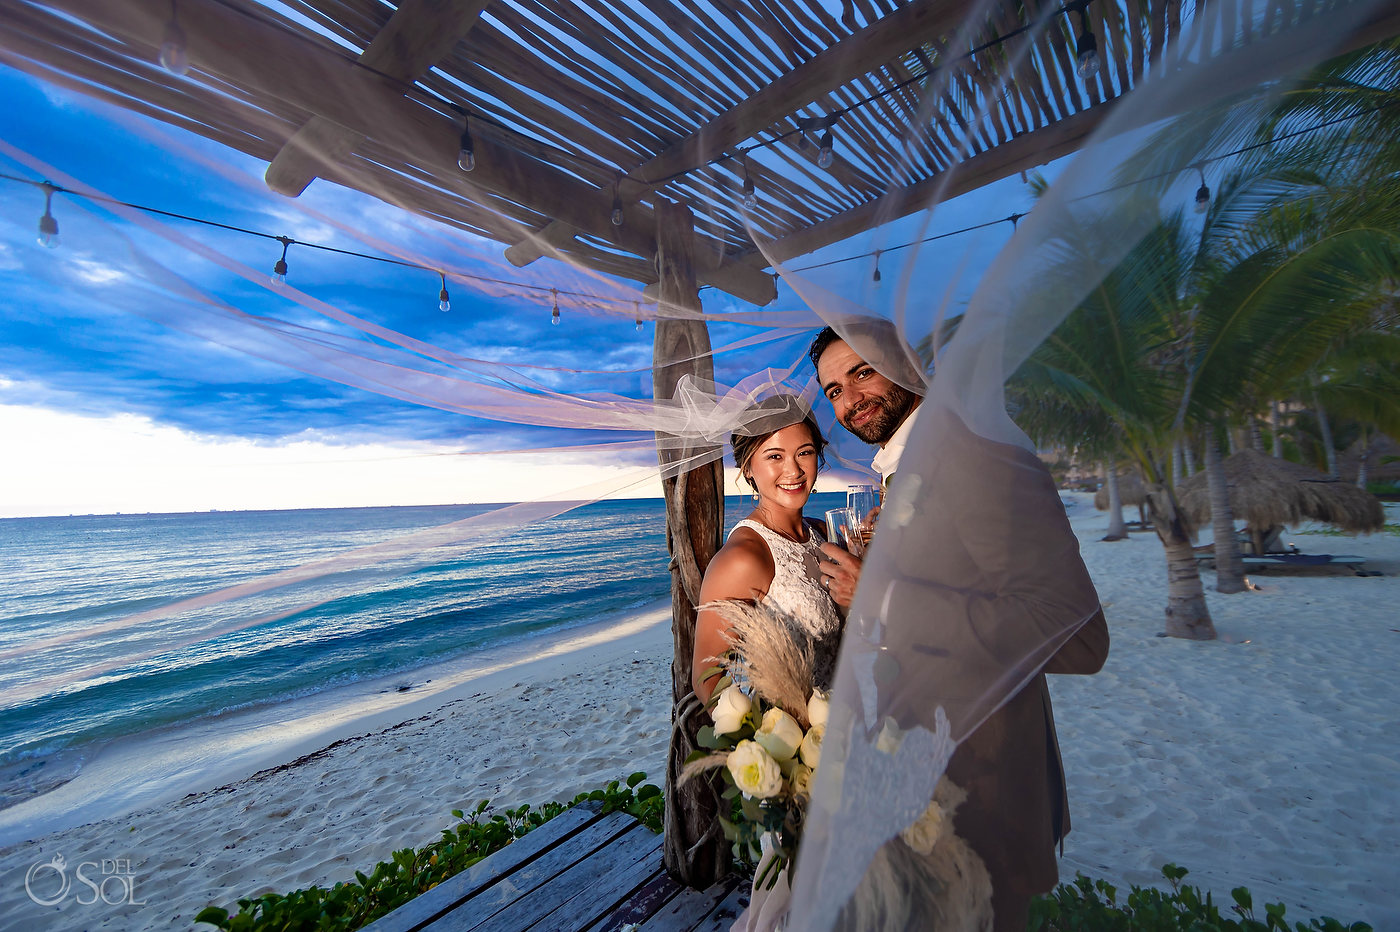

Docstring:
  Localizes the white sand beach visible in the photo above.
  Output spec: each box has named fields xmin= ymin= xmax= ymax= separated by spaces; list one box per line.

xmin=2 ymin=494 xmax=1397 ymax=931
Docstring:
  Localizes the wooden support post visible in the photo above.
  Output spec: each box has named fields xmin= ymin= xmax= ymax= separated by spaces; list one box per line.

xmin=652 ymin=199 xmax=728 ymax=888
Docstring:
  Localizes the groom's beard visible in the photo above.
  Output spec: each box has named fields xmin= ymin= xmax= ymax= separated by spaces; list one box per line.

xmin=843 ymin=383 xmax=919 ymax=445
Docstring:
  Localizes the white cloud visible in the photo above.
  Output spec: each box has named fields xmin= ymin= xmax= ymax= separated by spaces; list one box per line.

xmin=0 ymin=242 xmax=22 ymax=272
xmin=0 ymin=403 xmax=665 ymax=518
xmin=68 ymin=255 xmax=129 ymax=286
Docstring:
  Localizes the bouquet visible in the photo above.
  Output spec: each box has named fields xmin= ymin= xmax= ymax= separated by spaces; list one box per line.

xmin=681 ymin=599 xmax=993 ymax=932
xmin=681 ymin=599 xmax=829 ymax=888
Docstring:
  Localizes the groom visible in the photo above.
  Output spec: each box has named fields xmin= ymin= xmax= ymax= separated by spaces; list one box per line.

xmin=809 ymin=324 xmax=1110 ymax=932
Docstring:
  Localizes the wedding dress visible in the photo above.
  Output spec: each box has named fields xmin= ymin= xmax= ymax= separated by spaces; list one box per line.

xmin=728 ymin=518 xmax=843 ymax=691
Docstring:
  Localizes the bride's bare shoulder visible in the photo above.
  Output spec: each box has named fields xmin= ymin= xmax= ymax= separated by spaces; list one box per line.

xmin=702 ymin=527 xmax=774 ymax=599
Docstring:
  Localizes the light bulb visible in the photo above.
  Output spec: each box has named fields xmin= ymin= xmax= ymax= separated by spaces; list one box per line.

xmin=551 ymin=308 xmax=561 ymax=325
xmin=817 ymin=131 xmax=834 ymax=169
xmin=160 ymin=20 xmax=189 ymax=76
xmin=439 ymin=289 xmax=451 ymax=312
xmin=457 ymin=148 xmax=475 ymax=172
xmin=272 ymin=258 xmax=287 ymax=285
xmin=1075 ymin=30 xmax=1099 ymax=80
xmin=1194 ymin=183 xmax=1211 ymax=214
xmin=38 ymin=211 xmax=59 ymax=249
xmin=635 ymin=318 xmax=644 ymax=332
xmin=741 ymin=176 xmax=757 ymax=210
xmin=873 ymin=266 xmax=881 ymax=284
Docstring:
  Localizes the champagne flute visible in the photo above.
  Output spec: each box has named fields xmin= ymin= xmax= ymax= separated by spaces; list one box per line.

xmin=847 ymin=484 xmax=879 ymax=547
xmin=824 ymin=507 xmax=852 ymax=548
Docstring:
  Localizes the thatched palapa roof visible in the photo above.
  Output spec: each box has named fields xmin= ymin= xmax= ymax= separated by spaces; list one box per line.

xmin=1094 ymin=470 xmax=1145 ymax=510
xmin=1176 ymin=449 xmax=1386 ymax=534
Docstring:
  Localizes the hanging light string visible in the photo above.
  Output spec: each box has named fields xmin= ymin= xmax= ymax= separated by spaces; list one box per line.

xmin=790 ymin=214 xmax=1023 ymax=273
xmin=0 ymin=170 xmax=641 ymax=312
xmin=3 ymin=95 xmax=1387 ymax=302
xmin=791 ymin=97 xmax=1397 ymax=274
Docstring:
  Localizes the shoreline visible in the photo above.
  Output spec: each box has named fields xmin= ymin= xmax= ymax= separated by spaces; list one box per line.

xmin=0 ymin=599 xmax=672 ymax=848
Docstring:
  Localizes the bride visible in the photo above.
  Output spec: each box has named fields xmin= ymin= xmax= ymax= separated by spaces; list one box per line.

xmin=691 ymin=393 xmax=842 ymax=706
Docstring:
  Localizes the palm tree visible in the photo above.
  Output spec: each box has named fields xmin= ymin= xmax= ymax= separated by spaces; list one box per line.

xmin=1015 ymin=215 xmax=1220 ymax=639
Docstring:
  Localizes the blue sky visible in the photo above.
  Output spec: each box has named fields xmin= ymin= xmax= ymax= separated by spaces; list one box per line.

xmin=0 ymin=64 xmax=1045 ymax=516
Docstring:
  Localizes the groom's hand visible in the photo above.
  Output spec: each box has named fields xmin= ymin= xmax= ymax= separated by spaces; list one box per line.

xmin=818 ymin=543 xmax=861 ymax=610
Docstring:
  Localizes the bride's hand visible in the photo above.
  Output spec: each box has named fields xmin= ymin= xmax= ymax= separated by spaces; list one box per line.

xmin=818 ymin=542 xmax=861 ymax=610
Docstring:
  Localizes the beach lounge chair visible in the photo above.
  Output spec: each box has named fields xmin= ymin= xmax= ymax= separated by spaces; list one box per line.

xmin=1238 ymin=553 xmax=1378 ymax=576
xmin=362 ymin=802 xmax=746 ymax=932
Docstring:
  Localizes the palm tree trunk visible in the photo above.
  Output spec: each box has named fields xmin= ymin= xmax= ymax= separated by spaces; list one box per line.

xmin=1313 ymin=388 xmax=1338 ymax=478
xmin=1248 ymin=417 xmax=1263 ymax=453
xmin=1102 ymin=461 xmax=1127 ymax=540
xmin=1357 ymin=428 xmax=1370 ymax=489
xmin=1182 ymin=441 xmax=1196 ymax=476
xmin=1145 ymin=482 xmax=1217 ymax=640
xmin=1270 ymin=401 xmax=1284 ymax=458
xmin=1171 ymin=442 xmax=1184 ymax=486
xmin=1205 ymin=428 xmax=1246 ymax=594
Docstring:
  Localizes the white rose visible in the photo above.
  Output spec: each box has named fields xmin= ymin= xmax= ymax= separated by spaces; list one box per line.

xmin=806 ymin=690 xmax=829 ymax=729
xmin=754 ymin=708 xmax=803 ymax=761
xmin=791 ymin=762 xmax=814 ymax=796
xmin=711 ymin=685 xmax=751 ymax=736
xmin=874 ymin=716 xmax=903 ymax=755
xmin=899 ymin=798 xmax=950 ymax=855
xmin=726 ymin=739 xmax=783 ymax=798
xmin=798 ymin=722 xmax=824 ymax=770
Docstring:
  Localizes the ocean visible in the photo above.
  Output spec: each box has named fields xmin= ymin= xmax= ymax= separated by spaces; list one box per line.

xmin=0 ymin=493 xmax=849 ymax=823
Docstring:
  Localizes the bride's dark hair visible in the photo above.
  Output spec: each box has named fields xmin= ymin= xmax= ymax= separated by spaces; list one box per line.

xmin=730 ymin=394 xmax=827 ymax=492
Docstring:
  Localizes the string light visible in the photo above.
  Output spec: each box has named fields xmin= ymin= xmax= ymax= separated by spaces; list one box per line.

xmin=634 ymin=301 xmax=644 ymax=331
xmin=271 ymin=235 xmax=291 ymax=284
xmin=741 ymin=156 xmax=757 ymax=210
xmin=159 ymin=0 xmax=190 ymax=76
xmin=1194 ymin=166 xmax=1211 ymax=214
xmin=871 ymin=249 xmax=882 ymax=284
xmin=550 ymin=287 xmax=560 ymax=325
xmin=817 ymin=130 xmax=835 ymax=169
xmin=610 ymin=179 xmax=624 ymax=227
xmin=1073 ymin=1 xmax=1100 ymax=81
xmin=456 ymin=117 xmax=475 ymax=173
xmin=438 ymin=271 xmax=451 ymax=311
xmin=37 ymin=182 xmax=60 ymax=248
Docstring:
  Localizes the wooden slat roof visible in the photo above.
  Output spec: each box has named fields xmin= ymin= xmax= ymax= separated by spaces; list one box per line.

xmin=3 ymin=0 xmax=1397 ymax=305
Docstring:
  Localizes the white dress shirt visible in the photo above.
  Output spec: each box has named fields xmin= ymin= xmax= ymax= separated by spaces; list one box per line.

xmin=870 ymin=403 xmax=922 ymax=481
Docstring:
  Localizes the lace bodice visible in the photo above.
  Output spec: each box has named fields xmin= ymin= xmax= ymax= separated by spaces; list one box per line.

xmin=731 ymin=518 xmax=844 ymax=643
xmin=730 ymin=518 xmax=845 ymax=690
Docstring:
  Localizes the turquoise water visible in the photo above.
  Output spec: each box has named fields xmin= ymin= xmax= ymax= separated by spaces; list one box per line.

xmin=0 ymin=493 xmax=847 ymax=809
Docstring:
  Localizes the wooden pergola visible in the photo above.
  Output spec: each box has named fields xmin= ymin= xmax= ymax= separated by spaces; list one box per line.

xmin=5 ymin=0 xmax=1397 ymax=889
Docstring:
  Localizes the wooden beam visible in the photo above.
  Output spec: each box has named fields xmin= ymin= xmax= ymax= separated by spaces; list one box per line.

xmin=752 ymin=1 xmax=1400 ymax=266
xmin=266 ymin=0 xmax=490 ymax=197
xmin=43 ymin=0 xmax=776 ymax=305
xmin=504 ymin=222 xmax=581 ymax=267
xmin=653 ymin=199 xmax=727 ymax=889
xmin=633 ymin=0 xmax=968 ymax=186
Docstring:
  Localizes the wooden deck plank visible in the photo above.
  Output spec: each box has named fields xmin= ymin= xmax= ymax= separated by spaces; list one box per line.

xmin=682 ymin=881 xmax=750 ymax=932
xmin=363 ymin=804 xmax=606 ymax=932
xmin=631 ymin=874 xmax=747 ymax=932
xmin=524 ymin=829 xmax=668 ymax=932
xmin=455 ymin=821 xmax=662 ymax=932
xmin=579 ymin=866 xmax=683 ymax=932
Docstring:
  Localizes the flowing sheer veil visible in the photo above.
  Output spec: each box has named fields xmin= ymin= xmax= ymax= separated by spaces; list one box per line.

xmin=751 ymin=1 xmax=1390 ymax=927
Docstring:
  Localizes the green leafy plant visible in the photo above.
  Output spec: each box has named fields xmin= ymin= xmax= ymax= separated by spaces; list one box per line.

xmin=194 ymin=772 xmax=661 ymax=932
xmin=1027 ymin=864 xmax=1374 ymax=931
